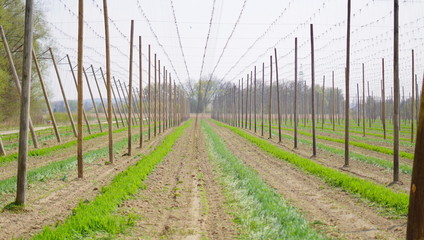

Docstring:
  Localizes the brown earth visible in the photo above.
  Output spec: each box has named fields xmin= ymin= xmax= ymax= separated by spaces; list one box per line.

xmin=117 ymin=122 xmax=237 ymax=240
xmin=209 ymin=120 xmax=406 ymax=240
xmin=0 ymin=127 xmax=170 ymax=240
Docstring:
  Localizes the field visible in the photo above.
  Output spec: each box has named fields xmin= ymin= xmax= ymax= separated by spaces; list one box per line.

xmin=0 ymin=116 xmax=413 ymax=239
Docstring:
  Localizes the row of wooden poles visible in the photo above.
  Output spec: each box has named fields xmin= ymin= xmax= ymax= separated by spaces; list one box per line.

xmin=5 ymin=0 xmax=190 ymax=207
xmin=212 ymin=1 xmax=424 ymax=238
xmin=0 ymin=25 xmax=189 ymax=157
xmin=211 ymin=55 xmax=421 ymax=141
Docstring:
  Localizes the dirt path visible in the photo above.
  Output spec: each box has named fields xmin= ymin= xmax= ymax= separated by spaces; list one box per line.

xmin=210 ymin=121 xmax=406 ymax=240
xmin=118 ymin=122 xmax=236 ymax=240
xmin=0 ymin=129 xmax=170 ymax=240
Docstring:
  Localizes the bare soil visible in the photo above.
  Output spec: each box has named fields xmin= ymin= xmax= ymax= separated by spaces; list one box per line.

xmin=117 ymin=122 xmax=236 ymax=240
xmin=210 ymin=121 xmax=406 ymax=240
xmin=0 ymin=128 xmax=170 ymax=240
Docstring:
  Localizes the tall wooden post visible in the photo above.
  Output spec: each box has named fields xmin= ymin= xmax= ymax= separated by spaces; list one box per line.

xmin=83 ymin=68 xmax=103 ymax=132
xmin=294 ymin=38 xmax=298 ymax=148
xmin=245 ymin=75 xmax=249 ymax=129
xmin=250 ymin=71 xmax=253 ymax=130
xmin=67 ymin=56 xmax=92 ymax=133
xmin=274 ymin=48 xmax=282 ymax=143
xmin=15 ymin=0 xmax=34 ymax=204
xmin=77 ymin=0 xmax=84 ymax=177
xmin=412 ymin=50 xmax=415 ymax=142
xmin=49 ymin=48 xmax=77 ymax=137
xmin=254 ymin=66 xmax=257 ymax=133
xmin=382 ymin=59 xmax=387 ymax=139
xmin=322 ymin=76 xmax=325 ymax=129
xmin=0 ymin=26 xmax=39 ymax=148
xmin=154 ymin=56 xmax=157 ymax=136
xmin=241 ymin=78 xmax=244 ymax=128
xmin=261 ymin=62 xmax=264 ymax=136
xmin=362 ymin=63 xmax=366 ymax=136
xmin=114 ymin=78 xmax=128 ymax=124
xmin=332 ymin=71 xmax=335 ymax=131
xmin=127 ymin=20 xmax=134 ymax=156
xmin=139 ymin=36 xmax=143 ymax=148
xmin=310 ymin=24 xmax=317 ymax=157
xmin=158 ymin=65 xmax=162 ymax=134
xmin=344 ymin=0 xmax=351 ymax=167
xmin=103 ymin=0 xmax=113 ymax=163
xmin=148 ymin=45 xmax=151 ymax=140
xmin=269 ymin=56 xmax=273 ymax=139
xmin=393 ymin=0 xmax=400 ymax=183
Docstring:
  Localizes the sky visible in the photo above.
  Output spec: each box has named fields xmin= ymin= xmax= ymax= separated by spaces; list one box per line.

xmin=34 ymin=0 xmax=424 ymax=102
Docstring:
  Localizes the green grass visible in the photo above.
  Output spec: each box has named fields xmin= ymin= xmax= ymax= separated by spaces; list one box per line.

xmin=31 ymin=120 xmax=190 ymax=239
xmin=268 ymin=128 xmax=413 ymax=175
xmin=0 ymin=126 xmax=137 ymax=167
xmin=266 ymin=124 xmax=414 ymax=160
xmin=215 ymin=120 xmax=409 ymax=216
xmin=203 ymin=120 xmax=327 ymax=240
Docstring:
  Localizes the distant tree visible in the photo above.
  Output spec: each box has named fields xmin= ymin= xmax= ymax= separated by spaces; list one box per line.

xmin=184 ymin=75 xmax=220 ymax=113
xmin=0 ymin=0 xmax=49 ymax=124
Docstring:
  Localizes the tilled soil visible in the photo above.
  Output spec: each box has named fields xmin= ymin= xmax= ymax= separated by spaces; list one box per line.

xmin=210 ymin=121 xmax=406 ymax=240
xmin=118 ymin=122 xmax=236 ymax=240
xmin=0 ymin=128 xmax=170 ymax=240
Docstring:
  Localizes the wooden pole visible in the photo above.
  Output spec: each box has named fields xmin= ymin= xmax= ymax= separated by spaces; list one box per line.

xmin=77 ymin=0 xmax=84 ymax=178
xmin=261 ymin=62 xmax=264 ymax=136
xmin=162 ymin=67 xmax=165 ymax=131
xmin=139 ymin=36 xmax=143 ymax=148
xmin=242 ymin=77 xmax=244 ymax=128
xmin=127 ymin=20 xmax=134 ymax=156
xmin=322 ymin=76 xmax=325 ymax=129
xmin=158 ymin=64 xmax=162 ymax=134
xmin=406 ymin=75 xmax=424 ymax=240
xmin=274 ymin=48 xmax=282 ymax=143
xmin=83 ymin=68 xmax=103 ymax=132
xmin=357 ymin=83 xmax=360 ymax=126
xmin=91 ymin=65 xmax=108 ymax=122
xmin=254 ymin=66 xmax=257 ymax=133
xmin=0 ymin=26 xmax=39 ymax=148
xmin=344 ymin=0 xmax=351 ymax=166
xmin=33 ymin=50 xmax=61 ymax=142
xmin=332 ymin=71 xmax=335 ymax=131
xmin=0 ymin=137 xmax=5 ymax=156
xmin=382 ymin=58 xmax=387 ymax=139
xmin=154 ymin=56 xmax=157 ymax=136
xmin=393 ymin=0 xmax=400 ymax=183
xmin=294 ymin=38 xmax=298 ymax=148
xmin=368 ymin=81 xmax=371 ymax=128
xmin=67 ymin=55 xmax=92 ymax=134
xmin=245 ymin=75 xmax=248 ymax=129
xmin=250 ymin=70 xmax=253 ymax=130
xmin=148 ymin=45 xmax=151 ymax=140
xmin=310 ymin=24 xmax=317 ymax=157
xmin=362 ymin=64 xmax=366 ymax=136
xmin=114 ymin=78 xmax=129 ymax=124
xmin=412 ymin=49 xmax=415 ymax=142
xmin=15 ymin=0 xmax=34 ymax=204
xmin=269 ymin=56 xmax=273 ymax=139
xmin=49 ymin=48 xmax=77 ymax=137
xmin=103 ymin=0 xmax=113 ymax=163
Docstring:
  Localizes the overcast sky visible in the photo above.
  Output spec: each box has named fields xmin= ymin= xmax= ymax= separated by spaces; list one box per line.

xmin=35 ymin=0 xmax=424 ymax=102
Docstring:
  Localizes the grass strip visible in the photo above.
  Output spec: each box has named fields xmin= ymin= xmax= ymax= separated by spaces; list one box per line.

xmin=266 ymin=125 xmax=414 ymax=160
xmin=215 ymin=120 xmax=409 ymax=216
xmin=32 ymin=120 xmax=190 ymax=239
xmin=0 ymin=129 xmax=145 ymax=194
xmin=0 ymin=126 xmax=135 ymax=167
xmin=267 ymin=128 xmax=412 ymax=174
xmin=203 ymin=120 xmax=327 ymax=239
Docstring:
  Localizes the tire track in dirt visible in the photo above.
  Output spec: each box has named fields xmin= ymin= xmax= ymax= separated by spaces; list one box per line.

xmin=119 ymin=122 xmax=236 ymax=240
xmin=210 ymin=121 xmax=406 ymax=240
xmin=0 ymin=128 xmax=171 ymax=240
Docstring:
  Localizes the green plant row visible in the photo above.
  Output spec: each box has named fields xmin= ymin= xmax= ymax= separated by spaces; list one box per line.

xmin=0 ymin=128 xmax=148 ymax=194
xmin=268 ymin=125 xmax=414 ymax=160
xmin=202 ymin=120 xmax=326 ymax=239
xmin=0 ymin=125 xmax=139 ymax=167
xmin=215 ymin=120 xmax=409 ymax=216
xmin=268 ymin=128 xmax=412 ymax=175
xmin=32 ymin=120 xmax=190 ymax=239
